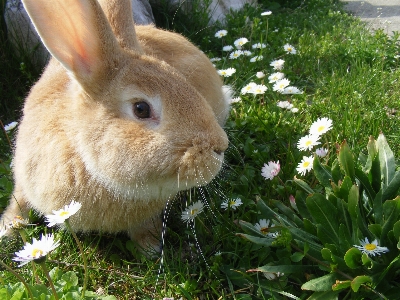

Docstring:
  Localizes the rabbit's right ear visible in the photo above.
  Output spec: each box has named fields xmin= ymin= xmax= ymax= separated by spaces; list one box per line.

xmin=22 ymin=0 xmax=120 ymax=85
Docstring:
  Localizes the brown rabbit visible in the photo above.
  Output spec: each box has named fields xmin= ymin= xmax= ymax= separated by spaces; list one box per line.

xmin=1 ymin=0 xmax=230 ymax=252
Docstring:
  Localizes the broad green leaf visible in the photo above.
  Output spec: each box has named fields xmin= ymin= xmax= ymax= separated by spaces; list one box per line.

xmin=256 ymin=198 xmax=276 ymax=220
xmin=338 ymin=176 xmax=353 ymax=201
xmin=344 ymin=247 xmax=362 ymax=269
xmin=355 ymin=168 xmax=376 ymax=201
xmin=239 ymin=220 xmax=266 ymax=237
xmin=381 ymin=197 xmax=400 ymax=244
xmin=393 ymin=220 xmax=400 ymax=241
xmin=338 ymin=141 xmax=355 ymax=182
xmin=301 ymin=273 xmax=337 ymax=292
xmin=61 ymin=271 xmax=79 ymax=290
xmin=295 ymin=190 xmax=312 ymax=220
xmin=271 ymin=199 xmax=303 ymax=227
xmin=332 ymin=280 xmax=351 ymax=291
xmin=370 ymin=152 xmax=381 ymax=193
xmin=290 ymin=227 xmax=323 ymax=251
xmin=303 ymin=218 xmax=317 ymax=236
xmin=382 ymin=171 xmax=400 ymax=202
xmin=307 ymin=291 xmax=340 ymax=300
xmin=307 ymin=194 xmax=339 ymax=244
xmin=339 ymin=223 xmax=352 ymax=250
xmin=313 ymin=155 xmax=332 ymax=187
xmin=331 ymin=159 xmax=342 ymax=183
xmin=293 ymin=176 xmax=314 ymax=194
xmin=236 ymin=233 xmax=275 ymax=246
xmin=373 ymin=189 xmax=383 ymax=224
xmin=362 ymin=136 xmax=377 ymax=173
xmin=351 ymin=275 xmax=372 ymax=292
xmin=368 ymin=224 xmax=382 ymax=239
xmin=321 ymin=248 xmax=332 ymax=261
xmin=377 ymin=133 xmax=395 ymax=187
xmin=337 ymin=199 xmax=351 ymax=238
xmin=290 ymin=252 xmax=305 ymax=262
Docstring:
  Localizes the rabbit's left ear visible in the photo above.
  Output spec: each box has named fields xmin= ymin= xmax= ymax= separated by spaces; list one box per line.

xmin=22 ymin=0 xmax=120 ymax=83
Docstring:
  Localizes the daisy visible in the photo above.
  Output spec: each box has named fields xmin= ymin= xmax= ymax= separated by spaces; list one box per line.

xmin=221 ymin=198 xmax=243 ymax=210
xmin=297 ymin=134 xmax=321 ymax=151
xmin=8 ymin=216 xmax=29 ymax=230
xmin=242 ymin=50 xmax=252 ymax=56
xmin=252 ymin=43 xmax=266 ymax=49
xmin=241 ymin=82 xmax=257 ymax=94
xmin=273 ymin=78 xmax=290 ymax=93
xmin=45 ymin=200 xmax=82 ymax=227
xmin=354 ymin=238 xmax=389 ymax=257
xmin=229 ymin=50 xmax=244 ymax=59
xmin=215 ymin=29 xmax=228 ymax=38
xmin=263 ymin=271 xmax=284 ymax=280
xmin=256 ymin=71 xmax=265 ymax=79
xmin=291 ymin=107 xmax=299 ymax=113
xmin=217 ymin=68 xmax=236 ymax=77
xmin=270 ymin=59 xmax=285 ymax=70
xmin=229 ymin=97 xmax=241 ymax=104
xmin=250 ymin=84 xmax=268 ymax=95
xmin=4 ymin=121 xmax=18 ymax=131
xmin=283 ymin=43 xmax=297 ymax=54
xmin=282 ymin=86 xmax=303 ymax=94
xmin=181 ymin=201 xmax=204 ymax=223
xmin=250 ymin=55 xmax=263 ymax=62
xmin=261 ymin=161 xmax=280 ymax=180
xmin=268 ymin=72 xmax=285 ymax=83
xmin=296 ymin=155 xmax=314 ymax=175
xmin=309 ymin=117 xmax=333 ymax=136
xmin=254 ymin=219 xmax=279 ymax=238
xmin=234 ymin=37 xmax=249 ymax=49
xmin=315 ymin=147 xmax=328 ymax=158
xmin=261 ymin=11 xmax=272 ymax=16
xmin=277 ymin=101 xmax=293 ymax=110
xmin=210 ymin=57 xmax=221 ymax=62
xmin=222 ymin=45 xmax=234 ymax=51
xmin=13 ymin=234 xmax=60 ymax=266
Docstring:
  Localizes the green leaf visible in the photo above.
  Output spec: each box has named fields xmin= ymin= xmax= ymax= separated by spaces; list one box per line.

xmin=338 ymin=141 xmax=355 ymax=182
xmin=255 ymin=264 xmax=313 ymax=274
xmin=338 ymin=176 xmax=353 ymax=200
xmin=355 ymin=168 xmax=376 ymax=201
xmin=236 ymin=233 xmax=275 ymax=246
xmin=382 ymin=171 xmax=400 ymax=202
xmin=339 ymin=223 xmax=352 ymax=250
xmin=290 ymin=252 xmax=304 ymax=262
xmin=393 ymin=220 xmax=400 ymax=241
xmin=306 ymin=194 xmax=339 ymax=245
xmin=239 ymin=220 xmax=265 ymax=237
xmin=296 ymin=190 xmax=312 ymax=220
xmin=351 ymin=275 xmax=372 ymax=292
xmin=256 ymin=198 xmax=277 ymax=220
xmin=331 ymin=159 xmax=342 ymax=184
xmin=344 ymin=247 xmax=362 ymax=269
xmin=313 ymin=155 xmax=332 ymax=187
xmin=381 ymin=197 xmax=400 ymax=243
xmin=373 ymin=189 xmax=383 ymax=224
xmin=61 ymin=271 xmax=79 ymax=290
xmin=332 ymin=280 xmax=351 ymax=291
xmin=303 ymin=218 xmax=317 ymax=236
xmin=368 ymin=224 xmax=382 ymax=239
xmin=301 ymin=273 xmax=337 ymax=292
xmin=362 ymin=136 xmax=377 ymax=173
xmin=307 ymin=291 xmax=340 ymax=300
xmin=271 ymin=199 xmax=303 ymax=227
xmin=293 ymin=176 xmax=314 ymax=194
xmin=321 ymin=248 xmax=332 ymax=261
xmin=370 ymin=152 xmax=381 ymax=193
xmin=377 ymin=133 xmax=395 ymax=187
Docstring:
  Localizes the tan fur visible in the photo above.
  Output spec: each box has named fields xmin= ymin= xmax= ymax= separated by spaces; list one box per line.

xmin=1 ymin=0 xmax=229 ymax=252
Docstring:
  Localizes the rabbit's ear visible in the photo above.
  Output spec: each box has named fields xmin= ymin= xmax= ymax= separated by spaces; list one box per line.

xmin=22 ymin=0 xmax=120 ymax=83
xmin=97 ymin=0 xmax=144 ymax=53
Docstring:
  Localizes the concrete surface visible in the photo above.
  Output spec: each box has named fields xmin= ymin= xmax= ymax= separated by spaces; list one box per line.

xmin=343 ymin=0 xmax=400 ymax=36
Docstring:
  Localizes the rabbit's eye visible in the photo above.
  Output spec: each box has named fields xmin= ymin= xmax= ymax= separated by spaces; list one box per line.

xmin=133 ymin=101 xmax=151 ymax=119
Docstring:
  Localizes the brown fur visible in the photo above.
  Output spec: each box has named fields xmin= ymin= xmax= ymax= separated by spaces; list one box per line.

xmin=1 ymin=0 xmax=229 ymax=252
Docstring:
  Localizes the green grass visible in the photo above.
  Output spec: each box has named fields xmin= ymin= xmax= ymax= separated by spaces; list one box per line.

xmin=1 ymin=0 xmax=400 ymax=299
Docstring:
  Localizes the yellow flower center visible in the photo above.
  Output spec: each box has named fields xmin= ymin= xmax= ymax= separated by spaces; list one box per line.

xmin=288 ymin=47 xmax=292 ymax=51
xmin=318 ymin=126 xmax=325 ymax=132
xmin=32 ymin=248 xmax=44 ymax=258
xmin=229 ymin=201 xmax=236 ymax=206
xmin=260 ymin=227 xmax=269 ymax=234
xmin=303 ymin=161 xmax=310 ymax=167
xmin=59 ymin=211 xmax=69 ymax=217
xmin=190 ymin=209 xmax=198 ymax=215
xmin=305 ymin=141 xmax=312 ymax=146
xmin=365 ymin=243 xmax=377 ymax=251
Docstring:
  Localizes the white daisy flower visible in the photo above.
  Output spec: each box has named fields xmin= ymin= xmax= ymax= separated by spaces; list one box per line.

xmin=273 ymin=78 xmax=290 ymax=93
xmin=254 ymin=219 xmax=278 ymax=238
xmin=315 ymin=147 xmax=328 ymax=158
xmin=222 ymin=45 xmax=234 ymax=51
xmin=210 ymin=57 xmax=221 ymax=62
xmin=261 ymin=11 xmax=272 ymax=16
xmin=215 ymin=29 xmax=228 ymax=38
xmin=309 ymin=117 xmax=333 ymax=136
xmin=229 ymin=50 xmax=244 ymax=59
xmin=181 ymin=201 xmax=204 ymax=223
xmin=217 ymin=68 xmax=236 ymax=77
xmin=250 ymin=55 xmax=263 ymax=62
xmin=241 ymin=82 xmax=257 ymax=94
xmin=250 ymin=84 xmax=268 ymax=95
xmin=221 ymin=198 xmax=243 ymax=210
xmin=229 ymin=97 xmax=241 ymax=104
xmin=282 ymin=86 xmax=303 ymax=94
xmin=261 ymin=161 xmax=280 ymax=180
xmin=45 ymin=200 xmax=82 ymax=227
xmin=4 ymin=121 xmax=18 ymax=132
xmin=8 ymin=216 xmax=29 ymax=230
xmin=297 ymin=134 xmax=321 ymax=151
xmin=291 ymin=107 xmax=299 ymax=113
xmin=234 ymin=37 xmax=249 ymax=49
xmin=268 ymin=72 xmax=285 ymax=83
xmin=256 ymin=71 xmax=265 ymax=79
xmin=242 ymin=50 xmax=252 ymax=56
xmin=270 ymin=59 xmax=285 ymax=70
xmin=296 ymin=156 xmax=314 ymax=175
xmin=13 ymin=234 xmax=60 ymax=266
xmin=277 ymin=101 xmax=293 ymax=110
xmin=283 ymin=43 xmax=297 ymax=54
xmin=252 ymin=43 xmax=266 ymax=49
xmin=354 ymin=238 xmax=389 ymax=257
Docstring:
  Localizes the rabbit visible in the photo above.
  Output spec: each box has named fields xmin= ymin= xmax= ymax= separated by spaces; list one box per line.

xmin=1 ymin=0 xmax=230 ymax=252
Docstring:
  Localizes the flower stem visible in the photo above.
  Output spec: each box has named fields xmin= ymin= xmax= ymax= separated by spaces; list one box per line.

xmin=0 ymin=260 xmax=34 ymax=300
xmin=64 ymin=219 xmax=88 ymax=297
xmin=38 ymin=261 xmax=59 ymax=300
